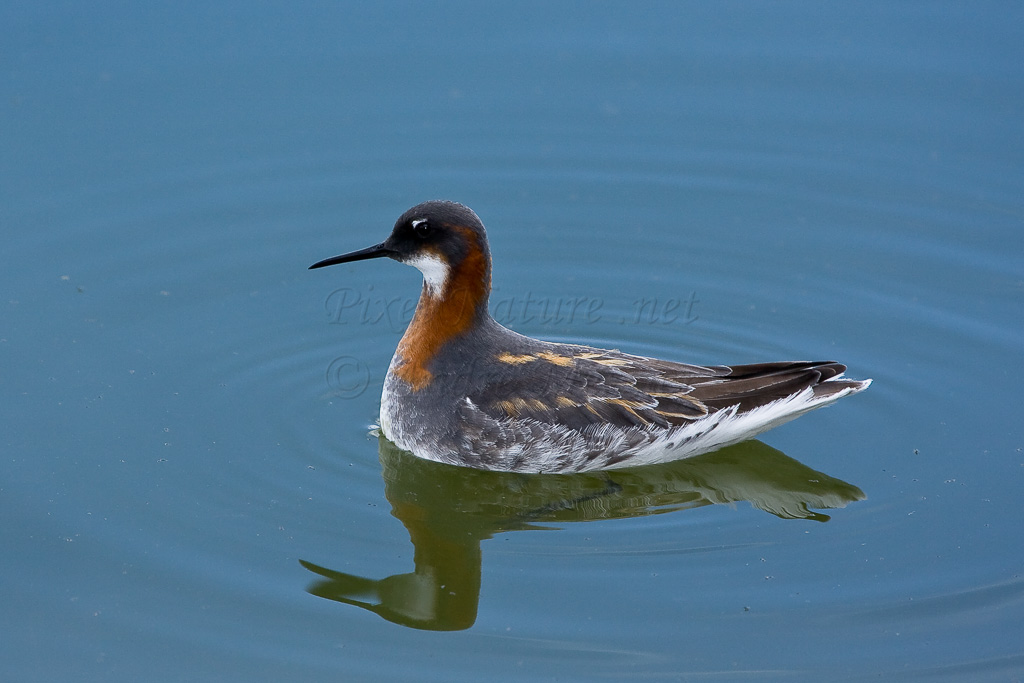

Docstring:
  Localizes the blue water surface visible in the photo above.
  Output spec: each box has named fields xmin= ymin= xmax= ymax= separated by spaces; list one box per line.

xmin=3 ymin=2 xmax=1023 ymax=681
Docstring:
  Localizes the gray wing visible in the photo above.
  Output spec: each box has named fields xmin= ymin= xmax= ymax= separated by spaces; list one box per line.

xmin=466 ymin=346 xmax=715 ymax=431
xmin=467 ymin=346 xmax=857 ymax=431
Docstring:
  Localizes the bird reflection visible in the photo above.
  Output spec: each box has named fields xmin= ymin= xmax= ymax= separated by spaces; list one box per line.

xmin=300 ymin=435 xmax=864 ymax=631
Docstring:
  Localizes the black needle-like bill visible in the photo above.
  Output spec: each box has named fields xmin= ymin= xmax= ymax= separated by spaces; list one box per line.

xmin=309 ymin=242 xmax=393 ymax=270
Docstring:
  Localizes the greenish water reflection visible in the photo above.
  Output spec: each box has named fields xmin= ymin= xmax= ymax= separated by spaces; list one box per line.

xmin=301 ymin=437 xmax=864 ymax=631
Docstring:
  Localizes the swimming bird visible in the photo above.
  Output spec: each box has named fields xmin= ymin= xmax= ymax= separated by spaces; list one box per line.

xmin=310 ymin=200 xmax=870 ymax=473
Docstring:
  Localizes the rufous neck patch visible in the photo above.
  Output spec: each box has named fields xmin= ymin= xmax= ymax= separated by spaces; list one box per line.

xmin=393 ymin=226 xmax=491 ymax=391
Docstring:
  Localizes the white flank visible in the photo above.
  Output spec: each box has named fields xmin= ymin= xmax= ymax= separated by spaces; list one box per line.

xmin=604 ymin=380 xmax=872 ymax=470
xmin=405 ymin=253 xmax=449 ymax=297
xmin=380 ymin=371 xmax=871 ymax=473
xmin=452 ymin=378 xmax=871 ymax=473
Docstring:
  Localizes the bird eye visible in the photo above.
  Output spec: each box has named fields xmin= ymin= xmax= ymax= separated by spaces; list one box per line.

xmin=411 ymin=219 xmax=430 ymax=238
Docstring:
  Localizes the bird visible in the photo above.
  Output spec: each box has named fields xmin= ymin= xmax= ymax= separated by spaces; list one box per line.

xmin=310 ymin=200 xmax=870 ymax=474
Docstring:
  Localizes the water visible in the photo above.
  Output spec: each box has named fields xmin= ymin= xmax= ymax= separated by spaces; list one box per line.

xmin=4 ymin=2 xmax=1023 ymax=681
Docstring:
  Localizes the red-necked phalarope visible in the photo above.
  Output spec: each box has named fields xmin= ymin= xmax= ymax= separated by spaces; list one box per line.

xmin=310 ymin=200 xmax=870 ymax=473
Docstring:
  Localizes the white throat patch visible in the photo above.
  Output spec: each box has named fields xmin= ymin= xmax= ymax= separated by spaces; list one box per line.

xmin=405 ymin=253 xmax=449 ymax=297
